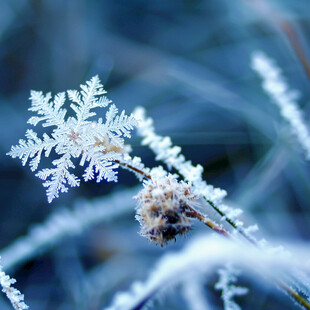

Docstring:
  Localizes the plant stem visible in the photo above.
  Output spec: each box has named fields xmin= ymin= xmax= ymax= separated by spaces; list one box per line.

xmin=113 ymin=159 xmax=152 ymax=179
xmin=206 ymin=199 xmax=257 ymax=246
xmin=279 ymin=281 xmax=310 ymax=310
xmin=185 ymin=205 xmax=230 ymax=237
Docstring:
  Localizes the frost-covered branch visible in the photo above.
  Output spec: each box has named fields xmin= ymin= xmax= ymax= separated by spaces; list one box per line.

xmin=0 ymin=263 xmax=28 ymax=310
xmin=104 ymin=234 xmax=310 ymax=310
xmin=251 ymin=51 xmax=310 ymax=160
xmin=0 ymin=187 xmax=138 ymax=271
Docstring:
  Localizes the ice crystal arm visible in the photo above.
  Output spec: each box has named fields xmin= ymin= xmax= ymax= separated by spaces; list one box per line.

xmin=7 ymin=130 xmax=57 ymax=171
xmin=0 ymin=263 xmax=28 ymax=310
xmin=67 ymin=75 xmax=111 ymax=124
xmin=94 ymin=104 xmax=138 ymax=147
xmin=105 ymin=105 xmax=137 ymax=138
xmin=7 ymin=75 xmax=137 ymax=202
xmin=28 ymin=91 xmax=67 ymax=127
xmin=82 ymin=148 xmax=120 ymax=183
xmin=36 ymin=154 xmax=80 ymax=203
xmin=251 ymin=51 xmax=310 ymax=160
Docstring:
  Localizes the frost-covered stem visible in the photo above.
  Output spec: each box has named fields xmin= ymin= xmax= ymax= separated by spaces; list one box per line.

xmin=185 ymin=205 xmax=230 ymax=237
xmin=106 ymin=234 xmax=310 ymax=310
xmin=206 ymin=199 xmax=257 ymax=245
xmin=251 ymin=51 xmax=310 ymax=160
xmin=0 ymin=263 xmax=28 ymax=310
xmin=279 ymin=281 xmax=310 ymax=310
xmin=113 ymin=159 xmax=151 ymax=180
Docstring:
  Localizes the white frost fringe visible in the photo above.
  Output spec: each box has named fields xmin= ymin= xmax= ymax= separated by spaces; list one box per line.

xmin=251 ymin=51 xmax=310 ymax=160
xmin=133 ymin=107 xmax=226 ymax=204
xmin=215 ymin=263 xmax=248 ymax=310
xmin=0 ymin=262 xmax=28 ymax=310
xmin=104 ymin=234 xmax=309 ymax=310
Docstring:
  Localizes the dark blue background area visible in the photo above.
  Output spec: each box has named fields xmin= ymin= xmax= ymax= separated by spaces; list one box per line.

xmin=0 ymin=1 xmax=310 ymax=309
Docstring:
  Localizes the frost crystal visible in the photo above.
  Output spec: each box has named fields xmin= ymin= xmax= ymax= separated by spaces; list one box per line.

xmin=251 ymin=51 xmax=310 ymax=160
xmin=0 ymin=262 xmax=28 ymax=310
xmin=8 ymin=76 xmax=138 ymax=202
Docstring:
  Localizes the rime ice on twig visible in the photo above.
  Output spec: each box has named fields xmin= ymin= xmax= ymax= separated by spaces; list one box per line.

xmin=7 ymin=76 xmax=138 ymax=202
xmin=251 ymin=51 xmax=310 ymax=160
xmin=133 ymin=107 xmax=226 ymax=204
xmin=215 ymin=264 xmax=248 ymax=310
xmin=0 ymin=263 xmax=28 ymax=310
xmin=119 ymin=154 xmax=151 ymax=181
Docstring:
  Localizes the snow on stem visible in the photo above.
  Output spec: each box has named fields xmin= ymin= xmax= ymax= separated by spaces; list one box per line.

xmin=105 ymin=234 xmax=310 ymax=310
xmin=0 ymin=263 xmax=28 ymax=310
xmin=251 ymin=51 xmax=310 ymax=160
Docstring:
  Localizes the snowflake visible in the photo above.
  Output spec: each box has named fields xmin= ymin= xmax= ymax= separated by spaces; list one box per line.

xmin=7 ymin=75 xmax=138 ymax=203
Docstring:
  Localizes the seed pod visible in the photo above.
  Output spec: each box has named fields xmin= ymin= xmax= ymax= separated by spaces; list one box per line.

xmin=135 ymin=174 xmax=195 ymax=246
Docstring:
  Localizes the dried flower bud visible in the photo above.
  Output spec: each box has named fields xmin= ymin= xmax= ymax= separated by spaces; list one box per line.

xmin=135 ymin=174 xmax=195 ymax=246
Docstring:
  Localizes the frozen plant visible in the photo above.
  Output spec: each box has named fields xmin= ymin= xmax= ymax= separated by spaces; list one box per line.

xmin=251 ymin=51 xmax=310 ymax=160
xmin=0 ymin=262 xmax=28 ymax=310
xmin=135 ymin=173 xmax=195 ymax=245
xmin=6 ymin=75 xmax=310 ymax=310
xmin=7 ymin=75 xmax=138 ymax=202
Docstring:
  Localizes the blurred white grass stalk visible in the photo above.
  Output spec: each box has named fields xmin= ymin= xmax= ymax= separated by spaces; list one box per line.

xmin=0 ymin=187 xmax=138 ymax=271
xmin=182 ymin=275 xmax=212 ymax=310
xmin=0 ymin=263 xmax=28 ymax=310
xmin=105 ymin=234 xmax=310 ymax=310
xmin=251 ymin=51 xmax=310 ymax=160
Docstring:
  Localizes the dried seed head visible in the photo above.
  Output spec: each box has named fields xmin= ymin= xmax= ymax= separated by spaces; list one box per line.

xmin=94 ymin=136 xmax=124 ymax=153
xmin=135 ymin=174 xmax=195 ymax=246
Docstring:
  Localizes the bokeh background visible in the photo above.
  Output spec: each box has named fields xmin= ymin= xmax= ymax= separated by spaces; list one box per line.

xmin=1 ymin=0 xmax=310 ymax=309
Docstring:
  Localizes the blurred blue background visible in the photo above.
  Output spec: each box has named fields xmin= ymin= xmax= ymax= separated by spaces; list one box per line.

xmin=1 ymin=1 xmax=310 ymax=309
